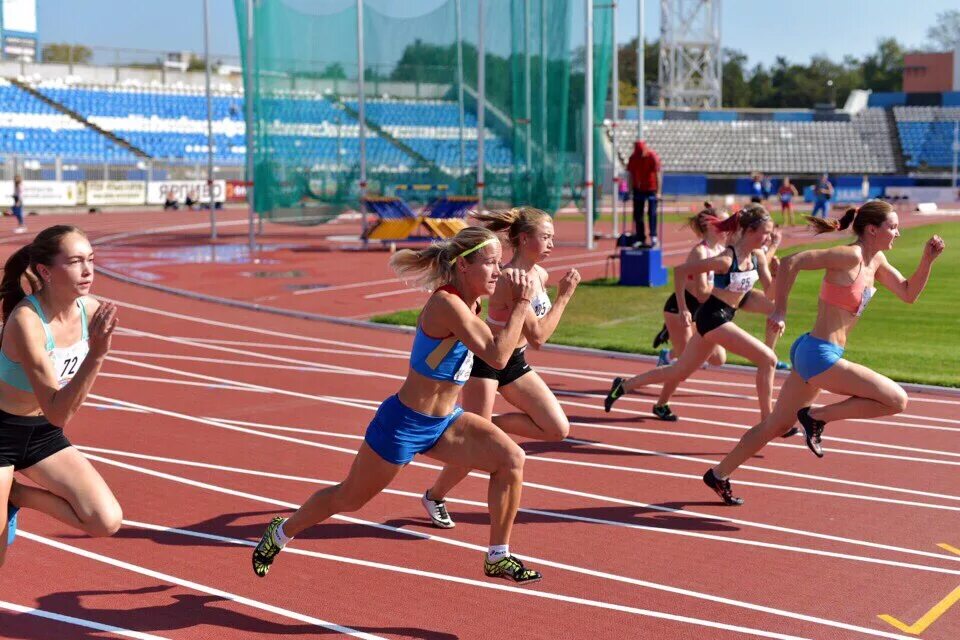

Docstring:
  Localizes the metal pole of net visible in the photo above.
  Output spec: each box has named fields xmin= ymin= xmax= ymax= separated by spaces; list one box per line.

xmin=637 ymin=0 xmax=644 ymax=143
xmin=244 ymin=0 xmax=255 ymax=254
xmin=357 ymin=0 xmax=368 ymax=246
xmin=611 ymin=0 xmax=619 ymax=238
xmin=585 ymin=0 xmax=594 ymax=249
xmin=203 ymin=0 xmax=217 ymax=241
xmin=456 ymin=0 xmax=466 ymax=180
xmin=477 ymin=0 xmax=486 ymax=212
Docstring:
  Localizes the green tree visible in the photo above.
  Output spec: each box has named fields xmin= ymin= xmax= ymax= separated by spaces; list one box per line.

xmin=721 ymin=48 xmax=750 ymax=107
xmin=926 ymin=9 xmax=960 ymax=51
xmin=41 ymin=43 xmax=92 ymax=65
xmin=861 ymin=38 xmax=902 ymax=93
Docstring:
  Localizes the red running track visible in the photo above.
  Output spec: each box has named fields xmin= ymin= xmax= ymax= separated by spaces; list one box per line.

xmin=0 ymin=211 xmax=958 ymax=639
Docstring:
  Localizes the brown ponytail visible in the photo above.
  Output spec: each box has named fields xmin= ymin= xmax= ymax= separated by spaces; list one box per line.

xmin=389 ymin=226 xmax=499 ymax=291
xmin=711 ymin=203 xmax=770 ymax=234
xmin=472 ymin=206 xmax=550 ymax=249
xmin=807 ymin=200 xmax=892 ymax=236
xmin=687 ymin=206 xmax=720 ymax=237
xmin=1 ymin=225 xmax=85 ymax=321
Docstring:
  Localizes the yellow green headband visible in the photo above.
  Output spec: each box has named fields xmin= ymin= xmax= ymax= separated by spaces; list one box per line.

xmin=448 ymin=237 xmax=497 ymax=265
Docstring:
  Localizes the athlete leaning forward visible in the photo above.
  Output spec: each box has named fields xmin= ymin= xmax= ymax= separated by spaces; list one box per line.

xmin=251 ymin=227 xmax=544 ymax=583
xmin=703 ymin=200 xmax=945 ymax=504
xmin=605 ymin=204 xmax=795 ymax=429
xmin=420 ymin=207 xmax=580 ymax=529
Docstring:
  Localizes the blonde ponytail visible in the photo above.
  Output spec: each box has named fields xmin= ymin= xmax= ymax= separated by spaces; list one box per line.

xmin=389 ymin=226 xmax=499 ymax=290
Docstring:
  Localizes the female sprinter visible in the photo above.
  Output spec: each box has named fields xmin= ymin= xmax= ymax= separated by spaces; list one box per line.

xmin=703 ymin=201 xmax=945 ymax=505
xmin=420 ymin=207 xmax=580 ymax=529
xmin=1 ymin=225 xmax=121 ymax=567
xmin=251 ymin=227 xmax=544 ymax=584
xmin=653 ymin=205 xmax=730 ymax=367
xmin=604 ymin=204 xmax=785 ymax=423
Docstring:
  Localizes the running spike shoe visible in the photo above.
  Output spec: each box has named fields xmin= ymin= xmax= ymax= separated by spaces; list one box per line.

xmin=657 ymin=348 xmax=671 ymax=367
xmin=6 ymin=504 xmax=18 ymax=546
xmin=797 ymin=407 xmax=825 ymax=457
xmin=252 ymin=516 xmax=286 ymax=578
xmin=484 ymin=555 xmax=542 ymax=584
xmin=604 ymin=377 xmax=625 ymax=413
xmin=652 ymin=404 xmax=678 ymax=422
xmin=653 ymin=324 xmax=670 ymax=349
xmin=702 ymin=469 xmax=744 ymax=506
xmin=421 ymin=490 xmax=455 ymax=529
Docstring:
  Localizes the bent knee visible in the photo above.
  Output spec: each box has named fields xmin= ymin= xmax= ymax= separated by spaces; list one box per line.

xmin=499 ymin=444 xmax=526 ymax=474
xmin=540 ymin=416 xmax=570 ymax=442
xmin=88 ymin=504 xmax=123 ymax=537
xmin=888 ymin=388 xmax=908 ymax=413
xmin=707 ymin=351 xmax=727 ymax=367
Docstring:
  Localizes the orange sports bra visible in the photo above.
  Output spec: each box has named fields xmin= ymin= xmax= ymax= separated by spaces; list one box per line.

xmin=819 ymin=262 xmax=875 ymax=317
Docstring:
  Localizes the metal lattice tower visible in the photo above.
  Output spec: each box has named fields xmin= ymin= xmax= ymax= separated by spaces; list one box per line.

xmin=658 ymin=0 xmax=722 ymax=108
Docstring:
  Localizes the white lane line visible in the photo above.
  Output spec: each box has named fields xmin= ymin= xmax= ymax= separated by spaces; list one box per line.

xmin=81 ymin=444 xmax=960 ymax=570
xmin=100 ymin=372 xmax=270 ymax=393
xmin=292 ymin=277 xmax=400 ymax=296
xmin=81 ymin=395 xmax=960 ymax=570
xmin=161 ymin=337 xmax=408 ymax=359
xmin=198 ymin=415 xmax=960 ymax=512
xmin=363 ymin=287 xmax=422 ymax=300
xmin=16 ymin=531 xmax=386 ymax=639
xmin=0 ymin=599 xmax=169 ymax=640
xmin=110 ymin=350 xmax=385 ymax=377
xmin=560 ymin=398 xmax=960 ymax=463
xmin=68 ymin=451 xmax=912 ymax=640
xmin=119 ymin=520 xmax=825 ymax=640
xmin=93 ymin=356 xmax=960 ymax=503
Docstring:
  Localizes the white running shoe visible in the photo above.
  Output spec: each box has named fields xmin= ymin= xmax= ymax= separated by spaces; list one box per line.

xmin=421 ymin=490 xmax=455 ymax=529
xmin=13 ymin=226 xmax=26 ymax=234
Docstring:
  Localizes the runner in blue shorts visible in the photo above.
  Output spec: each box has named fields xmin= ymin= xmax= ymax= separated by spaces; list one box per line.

xmin=252 ymin=226 xmax=543 ymax=584
xmin=704 ymin=201 xmax=946 ymax=505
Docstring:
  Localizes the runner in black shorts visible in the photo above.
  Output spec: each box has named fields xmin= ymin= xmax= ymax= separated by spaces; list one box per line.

xmin=0 ymin=225 xmax=121 ymax=567
xmin=605 ymin=205 xmax=796 ymax=428
xmin=420 ymin=207 xmax=581 ymax=529
xmin=654 ymin=205 xmax=730 ymax=368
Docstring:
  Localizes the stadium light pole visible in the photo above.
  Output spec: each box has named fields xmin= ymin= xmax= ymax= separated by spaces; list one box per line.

xmin=203 ymin=0 xmax=216 ymax=241
xmin=637 ymin=0 xmax=644 ymax=142
xmin=245 ymin=0 xmax=256 ymax=255
xmin=611 ymin=1 xmax=619 ymax=237
xmin=357 ymin=0 xmax=368 ymax=247
xmin=477 ymin=0 xmax=485 ymax=211
xmin=585 ymin=0 xmax=594 ymax=249
xmin=455 ymin=0 xmax=466 ymax=181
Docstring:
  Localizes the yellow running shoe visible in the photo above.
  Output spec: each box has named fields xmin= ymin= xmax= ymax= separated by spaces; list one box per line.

xmin=483 ymin=555 xmax=542 ymax=584
xmin=252 ymin=516 xmax=285 ymax=578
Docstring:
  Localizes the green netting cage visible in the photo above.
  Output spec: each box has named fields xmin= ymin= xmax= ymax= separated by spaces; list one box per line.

xmin=234 ymin=0 xmax=612 ymax=230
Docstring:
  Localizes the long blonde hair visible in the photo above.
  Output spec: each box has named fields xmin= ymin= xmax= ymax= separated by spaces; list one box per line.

xmin=389 ymin=226 xmax=499 ymax=291
xmin=472 ymin=206 xmax=551 ymax=249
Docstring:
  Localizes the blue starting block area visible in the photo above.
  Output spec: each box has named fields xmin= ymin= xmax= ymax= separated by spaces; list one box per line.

xmin=362 ymin=195 xmax=477 ymax=242
xmin=619 ymin=247 xmax=669 ymax=287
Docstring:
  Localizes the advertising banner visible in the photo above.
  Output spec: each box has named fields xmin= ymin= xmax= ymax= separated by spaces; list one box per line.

xmin=147 ymin=180 xmax=226 ymax=205
xmin=85 ymin=180 xmax=147 ymax=206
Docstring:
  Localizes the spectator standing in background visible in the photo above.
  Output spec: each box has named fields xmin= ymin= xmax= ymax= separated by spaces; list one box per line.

xmin=626 ymin=141 xmax=662 ymax=249
xmin=11 ymin=176 xmax=26 ymax=234
xmin=750 ymin=173 xmax=764 ymax=203
xmin=811 ymin=173 xmax=833 ymax=218
xmin=778 ymin=177 xmax=799 ymax=227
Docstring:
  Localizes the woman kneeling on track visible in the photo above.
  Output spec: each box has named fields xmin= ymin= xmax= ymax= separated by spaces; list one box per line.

xmin=653 ymin=205 xmax=731 ymax=368
xmin=703 ymin=201 xmax=945 ymax=505
xmin=604 ymin=204 xmax=790 ymax=425
xmin=1 ymin=225 xmax=121 ymax=566
xmin=420 ymin=207 xmax=581 ymax=529
xmin=252 ymin=227 xmax=543 ymax=584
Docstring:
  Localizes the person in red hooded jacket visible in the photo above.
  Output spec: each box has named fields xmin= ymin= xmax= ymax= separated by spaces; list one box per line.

xmin=626 ymin=140 xmax=662 ymax=248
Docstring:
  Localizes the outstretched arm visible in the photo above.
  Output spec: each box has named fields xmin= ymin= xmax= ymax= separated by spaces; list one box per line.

xmin=771 ymin=245 xmax=861 ymax=329
xmin=875 ymin=235 xmax=945 ymax=304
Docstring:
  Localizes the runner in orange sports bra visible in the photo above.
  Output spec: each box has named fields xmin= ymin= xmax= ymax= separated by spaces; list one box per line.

xmin=704 ymin=200 xmax=946 ymax=506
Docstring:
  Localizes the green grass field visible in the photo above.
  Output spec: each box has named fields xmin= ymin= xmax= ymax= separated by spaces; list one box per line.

xmin=372 ymin=222 xmax=960 ymax=387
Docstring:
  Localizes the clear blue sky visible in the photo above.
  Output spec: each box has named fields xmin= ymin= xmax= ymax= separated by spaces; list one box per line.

xmin=35 ymin=0 xmax=957 ymax=67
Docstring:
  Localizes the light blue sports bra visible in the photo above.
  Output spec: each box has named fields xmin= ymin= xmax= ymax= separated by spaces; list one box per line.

xmin=409 ymin=286 xmax=478 ymax=385
xmin=0 ymin=295 xmax=89 ymax=392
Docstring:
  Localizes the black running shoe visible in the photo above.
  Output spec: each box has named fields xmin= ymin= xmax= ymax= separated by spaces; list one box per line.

xmin=797 ymin=407 xmax=825 ymax=458
xmin=653 ymin=324 xmax=670 ymax=349
xmin=702 ymin=469 xmax=744 ymax=506
xmin=652 ymin=404 xmax=678 ymax=422
xmin=252 ymin=516 xmax=285 ymax=578
xmin=484 ymin=555 xmax=542 ymax=584
xmin=780 ymin=426 xmax=801 ymax=438
xmin=604 ymin=377 xmax=625 ymax=413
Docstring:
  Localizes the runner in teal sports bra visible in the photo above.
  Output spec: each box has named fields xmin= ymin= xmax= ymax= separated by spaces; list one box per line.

xmin=705 ymin=201 xmax=946 ymax=505
xmin=0 ymin=225 xmax=121 ymax=567
xmin=252 ymin=226 xmax=545 ymax=584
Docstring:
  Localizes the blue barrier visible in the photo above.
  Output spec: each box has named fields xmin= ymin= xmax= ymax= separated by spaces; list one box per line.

xmin=620 ymin=248 xmax=669 ymax=287
xmin=867 ymin=92 xmax=907 ymax=107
